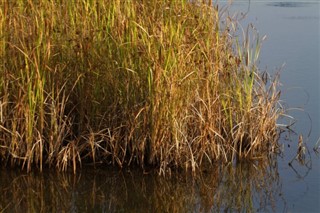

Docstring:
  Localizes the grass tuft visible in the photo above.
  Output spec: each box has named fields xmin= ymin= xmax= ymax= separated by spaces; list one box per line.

xmin=0 ymin=0 xmax=282 ymax=174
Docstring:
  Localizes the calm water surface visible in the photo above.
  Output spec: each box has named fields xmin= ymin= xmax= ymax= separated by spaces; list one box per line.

xmin=1 ymin=1 xmax=319 ymax=212
xmin=228 ymin=1 xmax=320 ymax=212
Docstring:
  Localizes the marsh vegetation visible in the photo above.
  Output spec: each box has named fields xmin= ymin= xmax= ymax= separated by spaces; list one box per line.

xmin=0 ymin=0 xmax=282 ymax=173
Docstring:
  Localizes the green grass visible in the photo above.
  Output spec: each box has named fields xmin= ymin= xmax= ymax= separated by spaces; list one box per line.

xmin=0 ymin=0 xmax=282 ymax=174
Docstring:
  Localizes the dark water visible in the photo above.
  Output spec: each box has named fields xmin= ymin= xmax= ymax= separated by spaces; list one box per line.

xmin=0 ymin=162 xmax=283 ymax=212
xmin=1 ymin=1 xmax=319 ymax=212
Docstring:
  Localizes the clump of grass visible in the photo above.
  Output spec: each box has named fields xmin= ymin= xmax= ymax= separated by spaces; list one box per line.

xmin=0 ymin=0 xmax=282 ymax=174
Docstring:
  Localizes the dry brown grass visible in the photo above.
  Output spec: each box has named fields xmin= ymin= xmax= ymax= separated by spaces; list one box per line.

xmin=0 ymin=0 xmax=282 ymax=174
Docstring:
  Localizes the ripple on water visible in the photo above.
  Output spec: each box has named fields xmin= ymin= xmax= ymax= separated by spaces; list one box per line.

xmin=266 ymin=2 xmax=314 ymax=8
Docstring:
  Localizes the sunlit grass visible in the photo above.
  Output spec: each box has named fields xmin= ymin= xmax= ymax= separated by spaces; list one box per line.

xmin=0 ymin=0 xmax=282 ymax=174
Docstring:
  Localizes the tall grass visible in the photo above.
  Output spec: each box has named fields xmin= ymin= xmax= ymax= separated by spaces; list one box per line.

xmin=0 ymin=0 xmax=282 ymax=173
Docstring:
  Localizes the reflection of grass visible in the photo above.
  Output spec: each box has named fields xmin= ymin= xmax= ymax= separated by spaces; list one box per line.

xmin=0 ymin=1 xmax=281 ymax=173
xmin=217 ymin=160 xmax=280 ymax=212
xmin=0 ymin=157 xmax=282 ymax=212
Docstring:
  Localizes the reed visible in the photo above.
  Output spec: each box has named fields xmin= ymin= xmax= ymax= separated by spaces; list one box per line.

xmin=0 ymin=0 xmax=282 ymax=173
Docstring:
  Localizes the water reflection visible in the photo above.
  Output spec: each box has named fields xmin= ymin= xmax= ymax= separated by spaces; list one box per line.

xmin=0 ymin=157 xmax=284 ymax=212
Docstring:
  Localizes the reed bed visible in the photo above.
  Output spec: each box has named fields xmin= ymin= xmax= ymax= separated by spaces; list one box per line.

xmin=0 ymin=0 xmax=282 ymax=173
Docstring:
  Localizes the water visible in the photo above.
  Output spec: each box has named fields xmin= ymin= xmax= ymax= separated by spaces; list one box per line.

xmin=225 ymin=1 xmax=320 ymax=212
xmin=1 ymin=1 xmax=319 ymax=212
xmin=0 ymin=161 xmax=283 ymax=212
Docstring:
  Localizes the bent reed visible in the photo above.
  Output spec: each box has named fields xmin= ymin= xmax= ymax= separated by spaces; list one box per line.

xmin=0 ymin=0 xmax=281 ymax=174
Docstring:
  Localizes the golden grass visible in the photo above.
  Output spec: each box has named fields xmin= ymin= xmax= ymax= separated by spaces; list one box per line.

xmin=0 ymin=0 xmax=282 ymax=174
